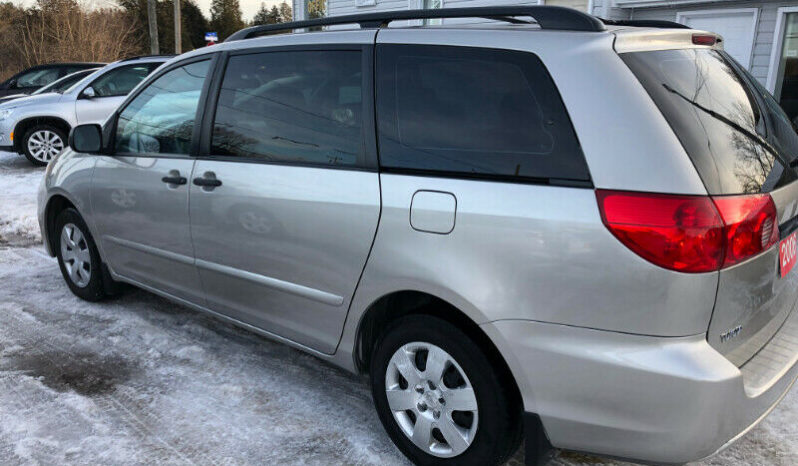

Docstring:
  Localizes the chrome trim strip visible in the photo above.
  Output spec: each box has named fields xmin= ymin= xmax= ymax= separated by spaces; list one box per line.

xmin=104 ymin=235 xmax=344 ymax=306
xmin=103 ymin=235 xmax=195 ymax=265
xmin=195 ymin=259 xmax=345 ymax=307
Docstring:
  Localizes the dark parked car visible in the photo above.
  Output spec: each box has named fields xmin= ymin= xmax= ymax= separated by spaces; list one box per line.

xmin=0 ymin=68 xmax=100 ymax=105
xmin=0 ymin=62 xmax=104 ymax=98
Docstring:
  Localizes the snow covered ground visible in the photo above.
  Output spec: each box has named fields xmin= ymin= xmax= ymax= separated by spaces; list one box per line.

xmin=0 ymin=150 xmax=794 ymax=465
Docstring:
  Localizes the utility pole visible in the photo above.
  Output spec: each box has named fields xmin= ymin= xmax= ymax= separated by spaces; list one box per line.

xmin=147 ymin=0 xmax=160 ymax=55
xmin=174 ymin=0 xmax=182 ymax=54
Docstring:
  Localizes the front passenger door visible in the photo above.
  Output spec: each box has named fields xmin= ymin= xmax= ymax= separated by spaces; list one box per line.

xmin=91 ymin=58 xmax=213 ymax=304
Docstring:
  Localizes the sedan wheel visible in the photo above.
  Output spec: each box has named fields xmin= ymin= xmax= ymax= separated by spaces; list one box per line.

xmin=27 ymin=129 xmax=64 ymax=163
xmin=60 ymin=223 xmax=92 ymax=288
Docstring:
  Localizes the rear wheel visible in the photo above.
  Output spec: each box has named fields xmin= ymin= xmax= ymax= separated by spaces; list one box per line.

xmin=23 ymin=124 xmax=66 ymax=166
xmin=370 ymin=315 xmax=521 ymax=466
xmin=55 ymin=208 xmax=106 ymax=301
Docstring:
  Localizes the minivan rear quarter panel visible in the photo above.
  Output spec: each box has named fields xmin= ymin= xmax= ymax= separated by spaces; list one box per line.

xmin=367 ymin=29 xmax=717 ymax=337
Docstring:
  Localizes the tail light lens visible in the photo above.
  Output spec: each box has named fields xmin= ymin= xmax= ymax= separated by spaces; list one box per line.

xmin=713 ymin=194 xmax=779 ymax=267
xmin=596 ymin=190 xmax=779 ymax=273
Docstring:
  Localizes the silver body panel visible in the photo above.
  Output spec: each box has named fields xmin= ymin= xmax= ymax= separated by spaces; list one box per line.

xmin=91 ymin=156 xmax=204 ymax=304
xmin=188 ymin=161 xmax=380 ymax=353
xmin=38 ymin=25 xmax=797 ymax=466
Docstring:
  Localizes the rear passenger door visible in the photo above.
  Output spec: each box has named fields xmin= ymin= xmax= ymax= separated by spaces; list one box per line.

xmin=190 ymin=45 xmax=380 ymax=354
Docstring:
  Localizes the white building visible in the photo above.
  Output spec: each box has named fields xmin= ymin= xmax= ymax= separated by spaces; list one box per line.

xmin=293 ymin=0 xmax=798 ymax=121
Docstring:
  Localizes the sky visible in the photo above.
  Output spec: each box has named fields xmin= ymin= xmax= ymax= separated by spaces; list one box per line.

xmin=197 ymin=0 xmax=285 ymax=23
xmin=11 ymin=0 xmax=288 ymax=26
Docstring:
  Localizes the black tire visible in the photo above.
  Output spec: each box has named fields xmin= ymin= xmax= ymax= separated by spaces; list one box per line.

xmin=54 ymin=208 xmax=106 ymax=301
xmin=22 ymin=124 xmax=67 ymax=166
xmin=370 ymin=315 xmax=522 ymax=466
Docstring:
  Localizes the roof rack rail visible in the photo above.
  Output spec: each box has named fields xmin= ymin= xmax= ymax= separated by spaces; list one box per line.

xmin=225 ymin=6 xmax=606 ymax=42
xmin=120 ymin=54 xmax=176 ymax=62
xmin=599 ymin=18 xmax=691 ymax=29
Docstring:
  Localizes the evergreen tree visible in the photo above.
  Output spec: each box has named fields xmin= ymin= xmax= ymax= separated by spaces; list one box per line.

xmin=278 ymin=0 xmax=292 ymax=22
xmin=253 ymin=2 xmax=281 ymax=25
xmin=210 ymin=0 xmax=245 ymax=40
xmin=117 ymin=0 xmax=210 ymax=54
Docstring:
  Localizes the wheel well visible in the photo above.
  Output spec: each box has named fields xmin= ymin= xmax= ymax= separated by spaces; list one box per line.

xmin=44 ymin=195 xmax=76 ymax=255
xmin=13 ymin=117 xmax=71 ymax=153
xmin=354 ymin=290 xmax=522 ymax=406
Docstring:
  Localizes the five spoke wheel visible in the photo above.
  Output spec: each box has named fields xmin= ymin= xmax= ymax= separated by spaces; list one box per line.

xmin=385 ymin=342 xmax=479 ymax=458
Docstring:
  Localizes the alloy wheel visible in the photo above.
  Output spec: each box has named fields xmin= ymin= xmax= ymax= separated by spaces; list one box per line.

xmin=385 ymin=342 xmax=479 ymax=458
xmin=27 ymin=130 xmax=64 ymax=163
xmin=60 ymin=223 xmax=92 ymax=288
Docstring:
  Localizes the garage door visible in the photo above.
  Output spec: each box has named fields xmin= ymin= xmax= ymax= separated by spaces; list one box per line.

xmin=677 ymin=9 xmax=758 ymax=69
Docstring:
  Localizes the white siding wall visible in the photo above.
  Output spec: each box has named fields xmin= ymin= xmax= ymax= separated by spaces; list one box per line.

xmin=328 ymin=0 xmax=540 ymax=19
xmin=627 ymin=1 xmax=798 ymax=85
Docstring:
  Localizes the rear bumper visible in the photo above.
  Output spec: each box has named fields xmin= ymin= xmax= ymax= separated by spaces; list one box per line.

xmin=484 ymin=311 xmax=798 ymax=465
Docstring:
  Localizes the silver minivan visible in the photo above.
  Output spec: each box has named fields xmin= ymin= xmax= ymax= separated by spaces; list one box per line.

xmin=37 ymin=7 xmax=798 ymax=466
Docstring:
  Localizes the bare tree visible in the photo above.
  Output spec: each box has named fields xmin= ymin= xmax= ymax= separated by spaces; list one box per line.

xmin=15 ymin=0 xmax=140 ymax=68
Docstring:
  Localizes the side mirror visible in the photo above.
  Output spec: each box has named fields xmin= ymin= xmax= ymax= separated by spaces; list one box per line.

xmin=7 ymin=79 xmax=17 ymax=89
xmin=81 ymin=86 xmax=96 ymax=99
xmin=69 ymin=124 xmax=103 ymax=153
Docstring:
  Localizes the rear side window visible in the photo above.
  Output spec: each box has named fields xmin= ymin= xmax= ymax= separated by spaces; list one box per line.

xmin=210 ymin=50 xmax=364 ymax=168
xmin=376 ymin=45 xmax=589 ymax=183
xmin=622 ymin=49 xmax=797 ymax=194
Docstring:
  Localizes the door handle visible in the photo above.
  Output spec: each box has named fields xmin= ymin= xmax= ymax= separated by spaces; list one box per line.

xmin=193 ymin=172 xmax=222 ymax=188
xmin=161 ymin=175 xmax=187 ymax=185
xmin=161 ymin=169 xmax=187 ymax=186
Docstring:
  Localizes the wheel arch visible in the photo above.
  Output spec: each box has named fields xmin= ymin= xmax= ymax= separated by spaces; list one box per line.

xmin=13 ymin=116 xmax=71 ymax=154
xmin=44 ymin=194 xmax=78 ymax=256
xmin=352 ymin=290 xmax=523 ymax=409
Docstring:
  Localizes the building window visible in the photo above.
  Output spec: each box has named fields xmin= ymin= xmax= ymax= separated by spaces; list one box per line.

xmin=774 ymin=12 xmax=798 ymax=124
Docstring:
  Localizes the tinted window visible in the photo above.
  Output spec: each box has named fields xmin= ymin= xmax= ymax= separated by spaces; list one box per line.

xmin=35 ymin=69 xmax=94 ymax=95
xmin=376 ymin=45 xmax=589 ymax=182
xmin=16 ymin=67 xmax=60 ymax=88
xmin=622 ymin=49 xmax=797 ymax=194
xmin=116 ymin=60 xmax=210 ymax=155
xmin=211 ymin=51 xmax=364 ymax=167
xmin=91 ymin=63 xmax=158 ymax=98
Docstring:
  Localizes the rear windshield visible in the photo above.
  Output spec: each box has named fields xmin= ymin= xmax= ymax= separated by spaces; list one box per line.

xmin=621 ymin=49 xmax=798 ymax=194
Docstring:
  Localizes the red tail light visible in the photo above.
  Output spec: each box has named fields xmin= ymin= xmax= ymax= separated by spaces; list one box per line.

xmin=692 ymin=34 xmax=718 ymax=46
xmin=713 ymin=194 xmax=779 ymax=267
xmin=596 ymin=190 xmax=779 ymax=273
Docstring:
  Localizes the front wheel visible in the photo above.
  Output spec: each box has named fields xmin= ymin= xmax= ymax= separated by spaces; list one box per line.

xmin=55 ymin=208 xmax=106 ymax=301
xmin=370 ymin=315 xmax=521 ymax=466
xmin=22 ymin=124 xmax=66 ymax=166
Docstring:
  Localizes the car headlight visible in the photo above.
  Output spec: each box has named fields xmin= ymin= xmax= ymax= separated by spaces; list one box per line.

xmin=0 ymin=108 xmax=15 ymax=120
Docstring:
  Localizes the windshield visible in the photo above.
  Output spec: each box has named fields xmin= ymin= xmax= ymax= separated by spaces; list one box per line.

xmin=622 ymin=48 xmax=798 ymax=194
xmin=32 ymin=69 xmax=96 ymax=95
